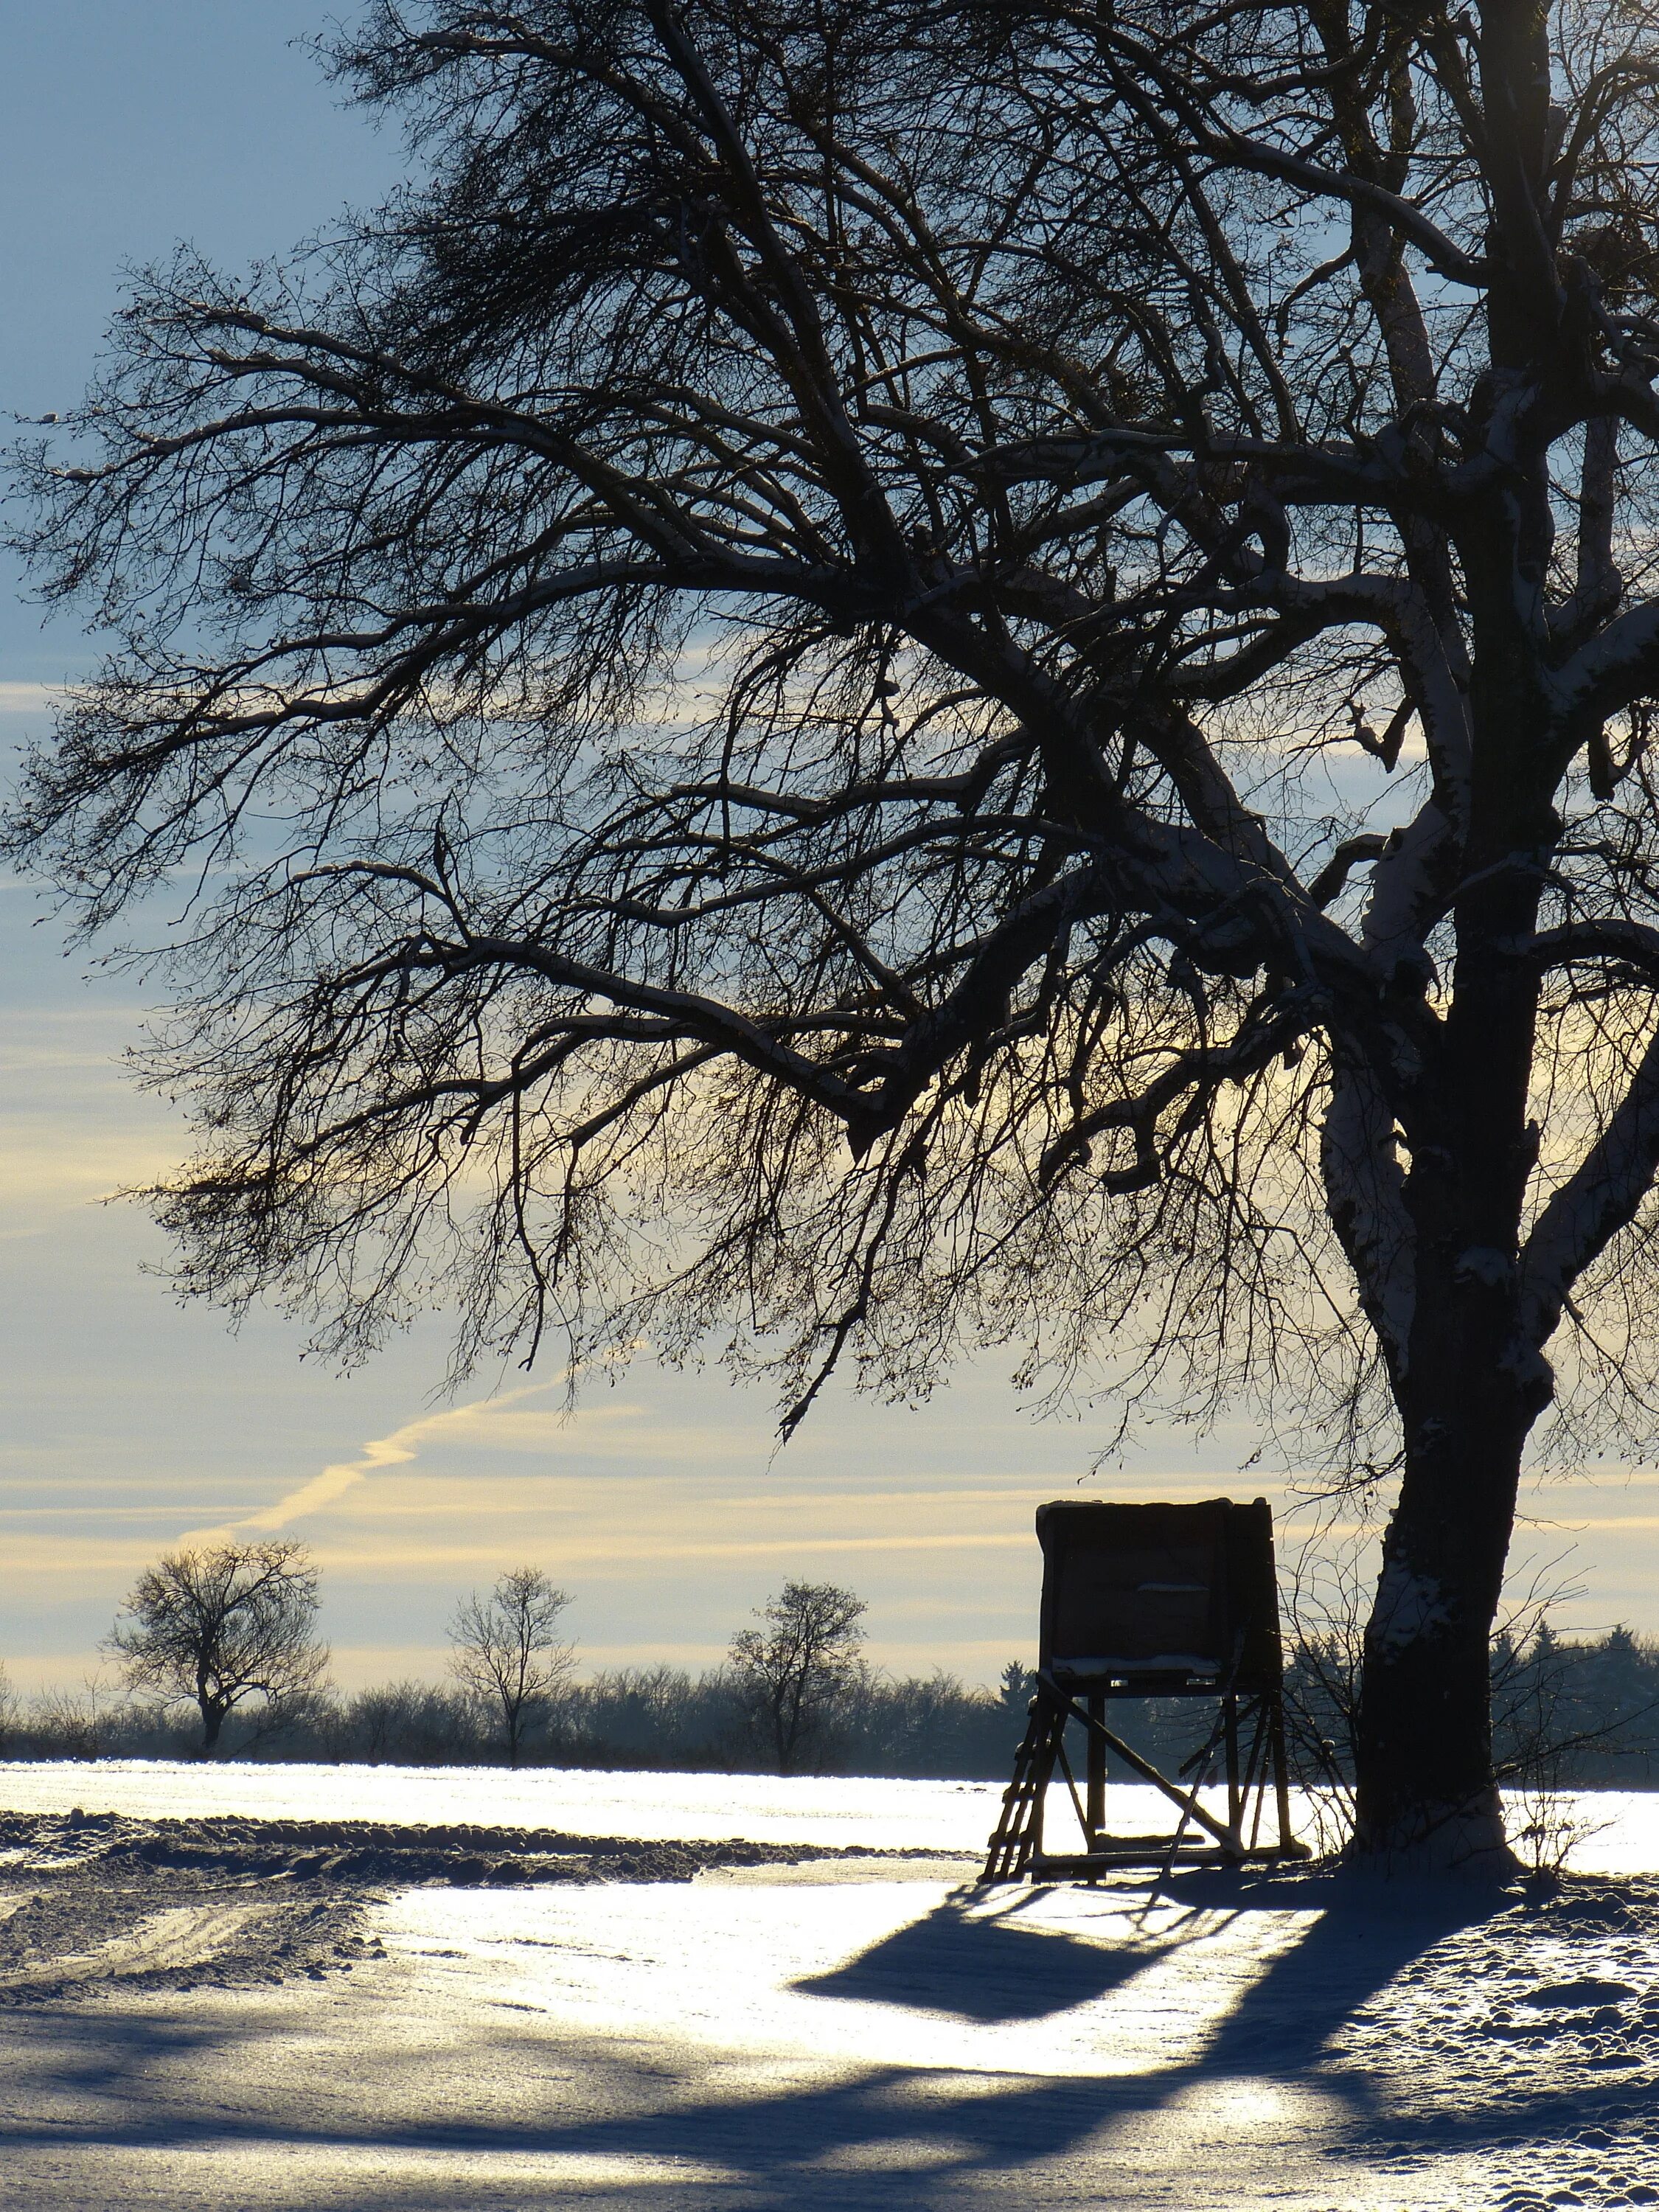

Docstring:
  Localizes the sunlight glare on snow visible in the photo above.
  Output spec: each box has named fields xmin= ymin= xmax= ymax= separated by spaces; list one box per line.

xmin=377 ymin=1877 xmax=1328 ymax=2081
xmin=86 ymin=2143 xmax=748 ymax=2197
xmin=3 ymin=1761 xmax=1659 ymax=1871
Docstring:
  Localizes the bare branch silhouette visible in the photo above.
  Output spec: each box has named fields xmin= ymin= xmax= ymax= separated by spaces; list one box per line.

xmin=18 ymin=0 xmax=1659 ymax=1856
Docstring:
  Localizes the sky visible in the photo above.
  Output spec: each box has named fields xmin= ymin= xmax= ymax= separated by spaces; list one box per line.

xmin=2 ymin=6 xmax=1658 ymax=1701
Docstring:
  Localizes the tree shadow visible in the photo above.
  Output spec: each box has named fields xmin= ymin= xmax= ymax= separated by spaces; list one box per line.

xmin=1136 ymin=1863 xmax=1492 ymax=2074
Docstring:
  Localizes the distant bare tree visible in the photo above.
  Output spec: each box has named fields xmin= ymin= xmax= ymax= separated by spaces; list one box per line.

xmin=447 ymin=1566 xmax=574 ymax=1764
xmin=108 ymin=1541 xmax=327 ymax=1756
xmin=730 ymin=1581 xmax=867 ymax=1775
xmin=344 ymin=1678 xmax=484 ymax=1765
xmin=24 ymin=1680 xmax=118 ymax=1764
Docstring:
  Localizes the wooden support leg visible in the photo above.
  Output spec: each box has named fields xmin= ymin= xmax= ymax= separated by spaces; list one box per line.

xmin=1086 ymin=1692 xmax=1106 ymax=1846
xmin=1031 ymin=1697 xmax=1052 ymax=1863
xmin=1242 ymin=1697 xmax=1270 ymax=1851
xmin=1269 ymin=1691 xmax=1294 ymax=1853
xmin=1224 ymin=1693 xmax=1242 ymax=1847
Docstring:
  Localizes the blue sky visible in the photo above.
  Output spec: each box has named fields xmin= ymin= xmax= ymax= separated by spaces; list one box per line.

xmin=1 ymin=5 xmax=1657 ymax=1697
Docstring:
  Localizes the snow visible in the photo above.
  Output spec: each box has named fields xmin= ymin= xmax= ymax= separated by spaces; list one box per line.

xmin=1369 ymin=1558 xmax=1451 ymax=1651
xmin=385 ymin=1874 xmax=1328 ymax=2080
xmin=1 ymin=1763 xmax=1658 ymax=2205
xmin=3 ymin=1755 xmax=1659 ymax=1872
xmin=0 ymin=1757 xmax=1005 ymax=1848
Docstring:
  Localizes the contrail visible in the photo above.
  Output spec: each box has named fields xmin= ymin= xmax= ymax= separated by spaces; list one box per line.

xmin=181 ymin=1379 xmax=561 ymax=1543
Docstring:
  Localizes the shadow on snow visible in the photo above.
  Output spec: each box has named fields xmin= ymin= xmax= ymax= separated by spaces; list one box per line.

xmin=0 ymin=1868 xmax=1641 ymax=2208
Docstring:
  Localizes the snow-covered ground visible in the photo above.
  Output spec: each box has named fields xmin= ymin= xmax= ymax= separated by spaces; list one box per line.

xmin=2 ymin=1753 xmax=1658 ymax=1871
xmin=0 ymin=1757 xmax=1002 ymax=1848
xmin=0 ymin=1764 xmax=1656 ymax=2208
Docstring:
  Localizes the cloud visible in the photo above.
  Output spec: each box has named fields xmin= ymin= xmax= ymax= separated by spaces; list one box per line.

xmin=0 ymin=683 xmax=63 ymax=716
xmin=302 ymin=1529 xmax=1035 ymax=1572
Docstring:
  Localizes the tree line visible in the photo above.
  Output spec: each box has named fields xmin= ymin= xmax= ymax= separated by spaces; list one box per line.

xmin=0 ymin=1543 xmax=911 ymax=1775
xmin=2 ymin=1538 xmax=1658 ymax=1790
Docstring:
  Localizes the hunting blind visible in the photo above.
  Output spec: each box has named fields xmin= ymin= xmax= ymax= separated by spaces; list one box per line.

xmin=981 ymin=1498 xmax=1309 ymax=1880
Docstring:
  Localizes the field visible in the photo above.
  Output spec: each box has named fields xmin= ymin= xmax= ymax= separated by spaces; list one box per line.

xmin=0 ymin=1761 xmax=1656 ymax=2208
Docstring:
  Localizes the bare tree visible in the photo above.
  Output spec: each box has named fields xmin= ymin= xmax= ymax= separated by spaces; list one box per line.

xmin=730 ymin=1581 xmax=866 ymax=1775
xmin=108 ymin=1542 xmax=328 ymax=1755
xmin=22 ymin=0 xmax=1659 ymax=1860
xmin=448 ymin=1566 xmax=574 ymax=1764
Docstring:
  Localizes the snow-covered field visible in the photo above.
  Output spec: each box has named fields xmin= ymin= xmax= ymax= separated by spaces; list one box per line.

xmin=0 ymin=1762 xmax=1656 ymax=2208
xmin=4 ymin=1756 xmax=1659 ymax=1871
xmin=0 ymin=1756 xmax=1001 ymax=1848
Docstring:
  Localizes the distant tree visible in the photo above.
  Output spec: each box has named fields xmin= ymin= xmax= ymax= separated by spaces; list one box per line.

xmin=343 ymin=1678 xmax=484 ymax=1766
xmin=447 ymin=1567 xmax=574 ymax=1765
xmin=25 ymin=1680 xmax=117 ymax=1764
xmin=998 ymin=1661 xmax=1035 ymax=1717
xmin=562 ymin=1662 xmax=742 ymax=1769
xmin=108 ymin=1541 xmax=328 ymax=1756
xmin=730 ymin=1582 xmax=867 ymax=1775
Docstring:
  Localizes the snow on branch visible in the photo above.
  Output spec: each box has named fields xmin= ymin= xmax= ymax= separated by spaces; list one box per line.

xmin=1521 ymin=1028 xmax=1659 ymax=1352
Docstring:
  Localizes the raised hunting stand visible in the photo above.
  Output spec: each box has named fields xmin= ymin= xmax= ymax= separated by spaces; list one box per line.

xmin=981 ymin=1498 xmax=1309 ymax=1882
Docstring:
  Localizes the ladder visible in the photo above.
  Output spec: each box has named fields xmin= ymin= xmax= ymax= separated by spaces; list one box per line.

xmin=981 ymin=1693 xmax=1065 ymax=1881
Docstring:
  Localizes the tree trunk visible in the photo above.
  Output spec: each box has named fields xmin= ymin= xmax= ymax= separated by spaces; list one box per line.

xmin=1352 ymin=650 xmax=1554 ymax=1869
xmin=1354 ymin=1032 xmax=1537 ymax=1868
xmin=200 ymin=1698 xmax=226 ymax=1757
xmin=1352 ymin=1414 xmax=1526 ymax=1868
